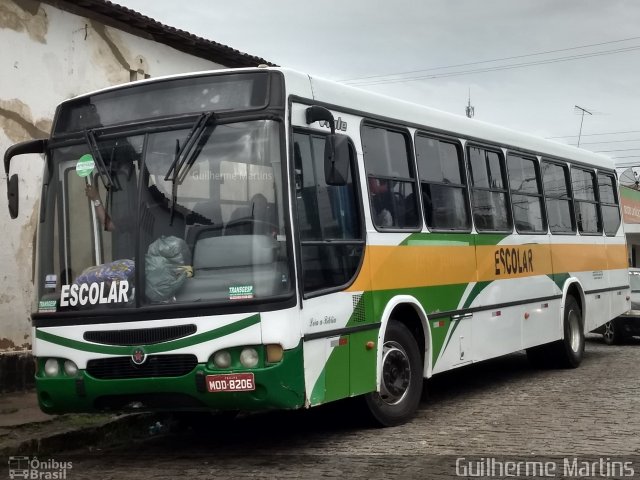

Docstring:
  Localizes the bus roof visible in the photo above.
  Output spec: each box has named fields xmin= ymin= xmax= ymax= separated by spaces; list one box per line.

xmin=61 ymin=66 xmax=614 ymax=171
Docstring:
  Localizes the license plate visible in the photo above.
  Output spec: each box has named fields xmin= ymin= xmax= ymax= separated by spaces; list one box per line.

xmin=206 ymin=373 xmax=255 ymax=392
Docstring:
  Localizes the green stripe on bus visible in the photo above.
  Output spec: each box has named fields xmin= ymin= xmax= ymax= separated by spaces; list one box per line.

xmin=36 ymin=314 xmax=261 ymax=355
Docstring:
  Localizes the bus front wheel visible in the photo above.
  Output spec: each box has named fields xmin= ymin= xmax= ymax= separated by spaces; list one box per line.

xmin=364 ymin=321 xmax=423 ymax=427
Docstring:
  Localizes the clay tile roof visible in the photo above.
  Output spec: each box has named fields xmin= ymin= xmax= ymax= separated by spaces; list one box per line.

xmin=42 ymin=0 xmax=277 ymax=68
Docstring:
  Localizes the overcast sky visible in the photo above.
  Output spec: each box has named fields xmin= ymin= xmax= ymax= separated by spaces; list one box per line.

xmin=116 ymin=0 xmax=640 ymax=173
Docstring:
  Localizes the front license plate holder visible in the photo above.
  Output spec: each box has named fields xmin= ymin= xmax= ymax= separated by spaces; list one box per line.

xmin=206 ymin=373 xmax=255 ymax=393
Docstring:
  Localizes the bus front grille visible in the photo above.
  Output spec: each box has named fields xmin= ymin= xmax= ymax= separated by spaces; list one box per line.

xmin=83 ymin=324 xmax=197 ymax=346
xmin=86 ymin=354 xmax=198 ymax=379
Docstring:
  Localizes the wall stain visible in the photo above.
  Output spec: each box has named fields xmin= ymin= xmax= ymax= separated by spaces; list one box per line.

xmin=90 ymin=19 xmax=131 ymax=71
xmin=0 ymin=98 xmax=52 ymax=143
xmin=0 ymin=294 xmax=16 ymax=304
xmin=0 ymin=0 xmax=48 ymax=44
xmin=0 ymin=338 xmax=17 ymax=350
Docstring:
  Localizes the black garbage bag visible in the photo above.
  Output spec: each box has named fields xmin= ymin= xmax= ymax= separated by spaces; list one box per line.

xmin=145 ymin=236 xmax=192 ymax=302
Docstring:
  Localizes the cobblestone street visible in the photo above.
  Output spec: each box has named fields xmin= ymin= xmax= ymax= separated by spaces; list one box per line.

xmin=29 ymin=335 xmax=640 ymax=478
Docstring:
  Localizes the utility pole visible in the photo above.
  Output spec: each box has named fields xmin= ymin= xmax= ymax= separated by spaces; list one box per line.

xmin=574 ymin=105 xmax=592 ymax=147
xmin=466 ymin=89 xmax=475 ymax=118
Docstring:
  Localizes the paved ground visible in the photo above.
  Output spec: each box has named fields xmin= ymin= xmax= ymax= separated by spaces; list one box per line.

xmin=3 ymin=334 xmax=640 ymax=479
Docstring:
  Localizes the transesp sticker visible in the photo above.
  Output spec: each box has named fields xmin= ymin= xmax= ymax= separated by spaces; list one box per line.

xmin=75 ymin=154 xmax=95 ymax=177
xmin=60 ymin=281 xmax=130 ymax=307
xmin=229 ymin=285 xmax=254 ymax=300
xmin=38 ymin=300 xmax=57 ymax=313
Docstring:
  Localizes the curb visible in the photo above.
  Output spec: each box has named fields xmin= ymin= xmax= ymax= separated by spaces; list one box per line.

xmin=1 ymin=413 xmax=154 ymax=457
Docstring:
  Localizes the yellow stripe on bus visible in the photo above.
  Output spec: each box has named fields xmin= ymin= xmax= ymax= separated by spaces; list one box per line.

xmin=348 ymin=243 xmax=627 ymax=292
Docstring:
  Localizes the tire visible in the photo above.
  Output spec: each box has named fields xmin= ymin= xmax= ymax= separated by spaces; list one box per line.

xmin=527 ymin=295 xmax=584 ymax=369
xmin=364 ymin=321 xmax=423 ymax=427
xmin=552 ymin=295 xmax=585 ymax=368
xmin=602 ymin=319 xmax=626 ymax=345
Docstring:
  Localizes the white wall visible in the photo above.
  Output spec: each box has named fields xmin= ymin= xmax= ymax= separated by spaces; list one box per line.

xmin=0 ymin=0 xmax=225 ymax=351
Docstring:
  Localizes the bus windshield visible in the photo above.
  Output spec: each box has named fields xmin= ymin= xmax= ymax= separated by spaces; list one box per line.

xmin=37 ymin=119 xmax=291 ymax=313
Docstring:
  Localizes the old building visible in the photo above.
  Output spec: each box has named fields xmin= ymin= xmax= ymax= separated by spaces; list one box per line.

xmin=0 ymin=0 xmax=272 ymax=388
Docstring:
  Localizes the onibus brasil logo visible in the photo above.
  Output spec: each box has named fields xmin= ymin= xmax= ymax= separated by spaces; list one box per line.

xmin=8 ymin=456 xmax=72 ymax=479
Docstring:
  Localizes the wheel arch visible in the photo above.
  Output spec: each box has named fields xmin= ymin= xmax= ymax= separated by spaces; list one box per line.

xmin=376 ymin=296 xmax=432 ymax=391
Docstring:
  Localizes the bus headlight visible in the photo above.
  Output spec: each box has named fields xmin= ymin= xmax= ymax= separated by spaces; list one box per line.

xmin=240 ymin=348 xmax=259 ymax=368
xmin=213 ymin=350 xmax=232 ymax=368
xmin=63 ymin=360 xmax=78 ymax=376
xmin=44 ymin=358 xmax=59 ymax=377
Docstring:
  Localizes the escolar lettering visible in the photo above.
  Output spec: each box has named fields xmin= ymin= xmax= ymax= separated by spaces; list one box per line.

xmin=494 ymin=248 xmax=534 ymax=276
xmin=60 ymin=280 xmax=129 ymax=307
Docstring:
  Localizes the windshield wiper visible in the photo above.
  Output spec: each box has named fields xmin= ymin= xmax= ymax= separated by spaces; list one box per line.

xmin=163 ymin=112 xmax=216 ymax=225
xmin=84 ymin=129 xmax=114 ymax=190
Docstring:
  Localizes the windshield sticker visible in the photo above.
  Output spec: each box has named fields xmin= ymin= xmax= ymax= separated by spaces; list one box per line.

xmin=60 ymin=280 xmax=130 ymax=307
xmin=75 ymin=154 xmax=95 ymax=177
xmin=44 ymin=274 xmax=57 ymax=289
xmin=38 ymin=299 xmax=57 ymax=313
xmin=229 ymin=285 xmax=254 ymax=300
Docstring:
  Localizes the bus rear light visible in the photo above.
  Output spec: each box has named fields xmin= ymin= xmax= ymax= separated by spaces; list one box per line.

xmin=212 ymin=350 xmax=232 ymax=369
xmin=240 ymin=348 xmax=259 ymax=368
xmin=44 ymin=358 xmax=59 ymax=377
xmin=266 ymin=344 xmax=283 ymax=363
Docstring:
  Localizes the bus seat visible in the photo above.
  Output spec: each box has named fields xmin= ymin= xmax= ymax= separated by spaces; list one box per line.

xmin=175 ymin=234 xmax=283 ymax=302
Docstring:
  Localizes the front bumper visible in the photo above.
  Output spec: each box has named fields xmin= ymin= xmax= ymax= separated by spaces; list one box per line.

xmin=36 ymin=344 xmax=305 ymax=414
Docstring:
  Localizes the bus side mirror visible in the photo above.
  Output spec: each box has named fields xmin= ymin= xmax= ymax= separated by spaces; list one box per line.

xmin=8 ymin=174 xmax=19 ymax=219
xmin=324 ymin=134 xmax=349 ymax=186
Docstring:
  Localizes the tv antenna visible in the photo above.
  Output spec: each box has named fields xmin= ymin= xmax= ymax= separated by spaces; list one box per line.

xmin=466 ymin=89 xmax=475 ymax=118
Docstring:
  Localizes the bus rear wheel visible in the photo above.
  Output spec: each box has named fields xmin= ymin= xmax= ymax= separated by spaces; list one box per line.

xmin=528 ymin=295 xmax=584 ymax=369
xmin=364 ymin=321 xmax=423 ymax=427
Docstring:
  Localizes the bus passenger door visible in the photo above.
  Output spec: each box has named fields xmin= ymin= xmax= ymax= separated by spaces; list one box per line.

xmin=292 ymin=125 xmax=371 ymax=405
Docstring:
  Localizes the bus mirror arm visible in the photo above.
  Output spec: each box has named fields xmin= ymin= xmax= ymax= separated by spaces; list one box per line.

xmin=4 ymin=138 xmax=47 ymax=219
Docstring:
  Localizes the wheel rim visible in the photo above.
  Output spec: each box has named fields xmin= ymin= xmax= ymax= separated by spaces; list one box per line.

xmin=603 ymin=321 xmax=614 ymax=343
xmin=567 ymin=309 xmax=582 ymax=352
xmin=379 ymin=340 xmax=411 ymax=405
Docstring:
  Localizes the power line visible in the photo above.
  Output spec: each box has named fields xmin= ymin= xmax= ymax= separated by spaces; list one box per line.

xmin=594 ymin=148 xmax=640 ymax=153
xmin=344 ymin=45 xmax=640 ymax=86
xmin=570 ymin=138 xmax=640 ymax=146
xmin=547 ymin=129 xmax=640 ymax=139
xmin=339 ymin=35 xmax=640 ymax=83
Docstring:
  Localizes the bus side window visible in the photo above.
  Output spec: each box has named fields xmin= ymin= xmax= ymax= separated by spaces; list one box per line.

xmin=542 ymin=161 xmax=575 ymax=234
xmin=571 ymin=167 xmax=601 ymax=235
xmin=467 ymin=146 xmax=511 ymax=232
xmin=362 ymin=124 xmax=420 ymax=230
xmin=415 ymin=134 xmax=470 ymax=231
xmin=293 ymin=131 xmax=364 ymax=294
xmin=597 ymin=172 xmax=621 ymax=236
xmin=507 ymin=153 xmax=546 ymax=234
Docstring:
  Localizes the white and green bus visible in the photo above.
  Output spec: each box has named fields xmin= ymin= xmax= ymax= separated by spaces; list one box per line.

xmin=4 ymin=67 xmax=630 ymax=426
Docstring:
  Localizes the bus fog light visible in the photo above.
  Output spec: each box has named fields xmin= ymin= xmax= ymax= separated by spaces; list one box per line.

xmin=63 ymin=360 xmax=78 ymax=376
xmin=44 ymin=358 xmax=59 ymax=377
xmin=266 ymin=344 xmax=283 ymax=363
xmin=213 ymin=350 xmax=231 ymax=368
xmin=240 ymin=348 xmax=259 ymax=368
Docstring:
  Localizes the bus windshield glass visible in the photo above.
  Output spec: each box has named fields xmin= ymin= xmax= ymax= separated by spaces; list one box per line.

xmin=37 ymin=119 xmax=291 ymax=313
